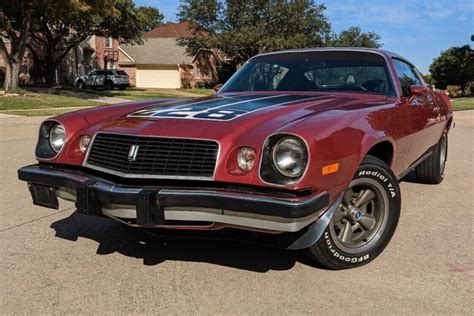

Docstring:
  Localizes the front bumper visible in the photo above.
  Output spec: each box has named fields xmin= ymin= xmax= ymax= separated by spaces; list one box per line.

xmin=18 ymin=164 xmax=330 ymax=233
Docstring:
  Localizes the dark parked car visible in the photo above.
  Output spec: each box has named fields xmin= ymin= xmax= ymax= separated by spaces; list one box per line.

xmin=19 ymin=48 xmax=453 ymax=269
xmin=74 ymin=69 xmax=129 ymax=90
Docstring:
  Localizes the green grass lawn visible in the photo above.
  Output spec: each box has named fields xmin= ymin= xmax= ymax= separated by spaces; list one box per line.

xmin=0 ymin=93 xmax=102 ymax=110
xmin=0 ymin=92 xmax=105 ymax=116
xmin=451 ymin=97 xmax=474 ymax=111
xmin=177 ymin=88 xmax=214 ymax=96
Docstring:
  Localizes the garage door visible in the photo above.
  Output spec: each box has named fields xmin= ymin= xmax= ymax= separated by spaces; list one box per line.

xmin=136 ymin=65 xmax=181 ymax=88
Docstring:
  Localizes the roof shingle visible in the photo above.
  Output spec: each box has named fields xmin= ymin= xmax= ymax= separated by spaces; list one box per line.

xmin=120 ymin=38 xmax=194 ymax=65
xmin=144 ymin=22 xmax=194 ymax=38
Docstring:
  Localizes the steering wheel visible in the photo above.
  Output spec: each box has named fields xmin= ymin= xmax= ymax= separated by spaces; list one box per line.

xmin=338 ymin=84 xmax=367 ymax=92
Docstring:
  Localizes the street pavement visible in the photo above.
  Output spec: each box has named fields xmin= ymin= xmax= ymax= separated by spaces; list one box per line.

xmin=0 ymin=111 xmax=472 ymax=314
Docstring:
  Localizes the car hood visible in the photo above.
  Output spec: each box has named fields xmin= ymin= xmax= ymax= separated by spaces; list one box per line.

xmin=88 ymin=92 xmax=389 ymax=137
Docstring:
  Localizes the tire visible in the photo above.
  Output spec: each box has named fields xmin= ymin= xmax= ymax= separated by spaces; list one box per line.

xmin=306 ymin=155 xmax=401 ymax=270
xmin=104 ymin=81 xmax=113 ymax=90
xmin=415 ymin=132 xmax=447 ymax=184
xmin=118 ymin=85 xmax=127 ymax=91
xmin=76 ymin=81 xmax=85 ymax=89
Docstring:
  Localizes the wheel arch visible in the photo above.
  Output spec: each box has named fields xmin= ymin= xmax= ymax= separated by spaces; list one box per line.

xmin=363 ymin=140 xmax=395 ymax=167
xmin=446 ymin=116 xmax=454 ymax=132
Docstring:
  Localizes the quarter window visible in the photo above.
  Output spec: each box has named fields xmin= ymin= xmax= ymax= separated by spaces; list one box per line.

xmin=393 ymin=59 xmax=422 ymax=96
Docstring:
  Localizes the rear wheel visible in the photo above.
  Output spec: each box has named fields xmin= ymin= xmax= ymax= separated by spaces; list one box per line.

xmin=104 ymin=81 xmax=113 ymax=90
xmin=306 ymin=155 xmax=401 ymax=270
xmin=76 ymin=81 xmax=85 ymax=89
xmin=415 ymin=132 xmax=448 ymax=184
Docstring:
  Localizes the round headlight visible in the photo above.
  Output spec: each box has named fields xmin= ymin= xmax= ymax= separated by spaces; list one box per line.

xmin=272 ymin=137 xmax=307 ymax=178
xmin=79 ymin=135 xmax=91 ymax=153
xmin=237 ymin=147 xmax=256 ymax=171
xmin=49 ymin=124 xmax=66 ymax=153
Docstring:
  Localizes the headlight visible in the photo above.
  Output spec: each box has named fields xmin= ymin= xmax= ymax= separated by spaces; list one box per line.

xmin=237 ymin=147 xmax=256 ymax=171
xmin=49 ymin=124 xmax=66 ymax=153
xmin=79 ymin=135 xmax=91 ymax=153
xmin=272 ymin=137 xmax=307 ymax=178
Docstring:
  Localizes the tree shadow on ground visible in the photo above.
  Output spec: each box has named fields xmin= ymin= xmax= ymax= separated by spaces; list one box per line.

xmin=50 ymin=212 xmax=321 ymax=273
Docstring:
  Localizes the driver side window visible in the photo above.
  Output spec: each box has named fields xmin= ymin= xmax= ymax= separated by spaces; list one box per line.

xmin=393 ymin=59 xmax=422 ymax=96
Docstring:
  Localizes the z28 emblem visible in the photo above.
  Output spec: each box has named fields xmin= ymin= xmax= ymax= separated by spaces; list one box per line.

xmin=128 ymin=95 xmax=319 ymax=121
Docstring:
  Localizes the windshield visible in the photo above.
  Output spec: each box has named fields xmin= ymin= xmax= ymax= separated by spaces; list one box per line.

xmin=221 ymin=51 xmax=395 ymax=96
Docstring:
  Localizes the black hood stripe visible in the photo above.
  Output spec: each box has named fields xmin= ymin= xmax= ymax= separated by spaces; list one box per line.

xmin=129 ymin=94 xmax=318 ymax=121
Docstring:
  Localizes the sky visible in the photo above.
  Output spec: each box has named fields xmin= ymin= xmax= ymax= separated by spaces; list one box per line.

xmin=135 ymin=0 xmax=473 ymax=73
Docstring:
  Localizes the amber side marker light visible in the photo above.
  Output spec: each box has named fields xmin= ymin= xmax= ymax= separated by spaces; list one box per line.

xmin=322 ymin=163 xmax=340 ymax=175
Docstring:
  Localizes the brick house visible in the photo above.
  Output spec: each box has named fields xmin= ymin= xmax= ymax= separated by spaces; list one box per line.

xmin=118 ymin=22 xmax=220 ymax=88
xmin=0 ymin=35 xmax=120 ymax=86
xmin=2 ymin=22 xmax=220 ymax=88
xmin=57 ymin=35 xmax=121 ymax=84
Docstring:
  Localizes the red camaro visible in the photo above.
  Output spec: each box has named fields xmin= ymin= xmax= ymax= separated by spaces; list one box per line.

xmin=18 ymin=48 xmax=452 ymax=269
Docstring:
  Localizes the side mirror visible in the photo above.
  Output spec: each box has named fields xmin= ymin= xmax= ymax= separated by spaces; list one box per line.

xmin=409 ymin=85 xmax=428 ymax=96
xmin=213 ymin=83 xmax=223 ymax=92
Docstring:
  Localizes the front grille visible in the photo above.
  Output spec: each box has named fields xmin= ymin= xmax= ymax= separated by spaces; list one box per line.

xmin=85 ymin=133 xmax=219 ymax=179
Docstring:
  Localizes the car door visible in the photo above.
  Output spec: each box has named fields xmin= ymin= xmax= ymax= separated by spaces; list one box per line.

xmin=93 ymin=70 xmax=106 ymax=87
xmin=393 ymin=59 xmax=442 ymax=165
xmin=85 ymin=70 xmax=97 ymax=86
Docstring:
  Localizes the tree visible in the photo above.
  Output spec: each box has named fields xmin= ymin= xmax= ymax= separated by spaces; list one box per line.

xmin=178 ymin=0 xmax=382 ymax=72
xmin=0 ymin=1 xmax=34 ymax=91
xmin=27 ymin=0 xmax=161 ymax=84
xmin=331 ymin=27 xmax=381 ymax=48
xmin=429 ymin=45 xmax=474 ymax=94
xmin=178 ymin=0 xmax=332 ymax=68
xmin=137 ymin=6 xmax=164 ymax=32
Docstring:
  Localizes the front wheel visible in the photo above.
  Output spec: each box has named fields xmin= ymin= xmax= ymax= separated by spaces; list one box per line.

xmin=306 ymin=155 xmax=401 ymax=269
xmin=76 ymin=81 xmax=85 ymax=89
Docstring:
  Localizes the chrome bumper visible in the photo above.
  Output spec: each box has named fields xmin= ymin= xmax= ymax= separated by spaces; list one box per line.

xmin=18 ymin=164 xmax=331 ymax=233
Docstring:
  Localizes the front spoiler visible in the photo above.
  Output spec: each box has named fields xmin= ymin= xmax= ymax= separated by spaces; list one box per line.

xmin=18 ymin=164 xmax=334 ymax=235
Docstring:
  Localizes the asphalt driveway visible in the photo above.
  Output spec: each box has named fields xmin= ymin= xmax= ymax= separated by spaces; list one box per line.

xmin=0 ymin=111 xmax=472 ymax=314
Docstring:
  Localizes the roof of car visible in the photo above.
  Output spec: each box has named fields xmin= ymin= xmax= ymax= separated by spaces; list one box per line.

xmin=254 ymin=47 xmax=408 ymax=63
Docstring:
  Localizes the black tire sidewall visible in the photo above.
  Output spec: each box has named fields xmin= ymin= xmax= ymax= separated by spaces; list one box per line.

xmin=439 ymin=132 xmax=448 ymax=179
xmin=310 ymin=157 xmax=401 ymax=269
xmin=104 ymin=81 xmax=113 ymax=90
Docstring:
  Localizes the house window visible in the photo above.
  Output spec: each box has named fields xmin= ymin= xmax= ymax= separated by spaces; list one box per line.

xmin=105 ymin=36 xmax=112 ymax=48
xmin=195 ymin=64 xmax=213 ymax=79
xmin=195 ymin=66 xmax=202 ymax=79
xmin=206 ymin=66 xmax=213 ymax=78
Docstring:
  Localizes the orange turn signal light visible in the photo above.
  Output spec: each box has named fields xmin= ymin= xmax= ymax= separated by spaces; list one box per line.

xmin=322 ymin=163 xmax=340 ymax=175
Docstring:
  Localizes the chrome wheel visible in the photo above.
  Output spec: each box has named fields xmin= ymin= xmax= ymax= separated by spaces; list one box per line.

xmin=330 ymin=178 xmax=389 ymax=254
